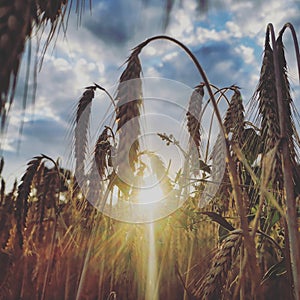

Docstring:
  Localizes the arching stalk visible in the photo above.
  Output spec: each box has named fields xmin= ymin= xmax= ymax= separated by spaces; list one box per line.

xmin=268 ymin=23 xmax=300 ymax=300
xmin=278 ymin=23 xmax=300 ymax=82
xmin=202 ymin=85 xmax=233 ymax=163
xmin=136 ymin=35 xmax=261 ymax=295
xmin=93 ymin=82 xmax=116 ymax=109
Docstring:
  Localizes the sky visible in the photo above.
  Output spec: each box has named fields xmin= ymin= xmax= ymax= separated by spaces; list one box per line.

xmin=1 ymin=0 xmax=300 ymax=189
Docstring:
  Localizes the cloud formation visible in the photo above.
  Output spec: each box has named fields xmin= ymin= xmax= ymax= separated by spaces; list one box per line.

xmin=1 ymin=0 xmax=300 ymax=188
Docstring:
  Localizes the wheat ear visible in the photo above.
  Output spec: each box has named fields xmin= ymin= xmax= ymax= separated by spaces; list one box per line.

xmin=192 ymin=230 xmax=242 ymax=299
xmin=74 ymin=87 xmax=95 ymax=178
xmin=0 ymin=0 xmax=33 ymax=127
xmin=15 ymin=156 xmax=43 ymax=248
xmin=186 ymin=83 xmax=204 ymax=156
xmin=224 ymin=86 xmax=244 ymax=144
xmin=115 ymin=47 xmax=143 ymax=174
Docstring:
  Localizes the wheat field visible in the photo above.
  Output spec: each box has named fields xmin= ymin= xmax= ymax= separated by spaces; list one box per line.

xmin=0 ymin=1 xmax=300 ymax=299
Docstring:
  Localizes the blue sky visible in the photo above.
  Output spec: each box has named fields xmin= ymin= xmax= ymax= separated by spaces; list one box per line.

xmin=1 ymin=0 xmax=300 ymax=187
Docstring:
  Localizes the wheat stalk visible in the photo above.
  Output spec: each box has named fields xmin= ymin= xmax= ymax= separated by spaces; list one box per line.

xmin=224 ymin=87 xmax=244 ymax=145
xmin=269 ymin=23 xmax=300 ymax=300
xmin=187 ymin=83 xmax=204 ymax=155
xmin=257 ymin=36 xmax=280 ymax=151
xmin=15 ymin=155 xmax=59 ymax=249
xmin=0 ymin=178 xmax=5 ymax=206
xmin=36 ymin=0 xmax=69 ymax=67
xmin=191 ymin=230 xmax=242 ymax=299
xmin=115 ymin=47 xmax=143 ymax=176
xmin=186 ymin=83 xmax=205 ymax=177
xmin=253 ymin=34 xmax=283 ymax=191
xmin=0 ymin=0 xmax=33 ymax=127
xmin=37 ymin=0 xmax=68 ymax=23
xmin=276 ymin=35 xmax=298 ymax=167
xmin=74 ymin=87 xmax=95 ymax=178
xmin=34 ymin=163 xmax=46 ymax=243
xmin=201 ymin=131 xmax=228 ymax=210
xmin=132 ymin=37 xmax=256 ymax=273
xmin=94 ymin=127 xmax=112 ymax=180
xmin=0 ymin=0 xmax=88 ymax=128
xmin=15 ymin=156 xmax=43 ymax=249
xmin=0 ymin=156 xmax=4 ymax=175
xmin=87 ymin=127 xmax=112 ymax=210
xmin=148 ymin=152 xmax=173 ymax=194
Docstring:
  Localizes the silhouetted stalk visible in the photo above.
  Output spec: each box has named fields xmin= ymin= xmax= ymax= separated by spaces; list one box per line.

xmin=279 ymin=23 xmax=300 ymax=81
xmin=268 ymin=23 xmax=300 ymax=300
xmin=75 ymin=216 xmax=97 ymax=300
xmin=93 ymin=82 xmax=116 ymax=109
xmin=183 ymin=233 xmax=195 ymax=300
xmin=136 ymin=35 xmax=261 ymax=297
xmin=201 ymin=85 xmax=231 ymax=162
xmin=40 ymin=157 xmax=61 ymax=300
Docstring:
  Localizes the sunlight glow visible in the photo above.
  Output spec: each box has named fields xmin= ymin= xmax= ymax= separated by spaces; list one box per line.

xmin=136 ymin=176 xmax=160 ymax=299
xmin=145 ymin=223 xmax=159 ymax=300
xmin=136 ymin=182 xmax=165 ymax=204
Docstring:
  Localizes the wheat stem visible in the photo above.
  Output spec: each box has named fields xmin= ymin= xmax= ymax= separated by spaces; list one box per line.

xmin=278 ymin=23 xmax=300 ymax=82
xmin=268 ymin=23 xmax=300 ymax=300
xmin=136 ymin=35 xmax=261 ymax=296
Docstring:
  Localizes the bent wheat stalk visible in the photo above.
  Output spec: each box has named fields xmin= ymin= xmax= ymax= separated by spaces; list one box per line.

xmin=133 ymin=35 xmax=261 ymax=296
xmin=267 ymin=23 xmax=300 ymax=300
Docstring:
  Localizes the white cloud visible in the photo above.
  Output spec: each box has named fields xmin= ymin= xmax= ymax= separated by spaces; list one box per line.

xmin=228 ymin=0 xmax=300 ymax=44
xmin=0 ymin=136 xmax=15 ymax=152
xmin=167 ymin=0 xmax=198 ymax=42
xmin=194 ymin=27 xmax=230 ymax=44
xmin=2 ymin=0 xmax=300 ymax=188
xmin=144 ymin=66 xmax=161 ymax=77
xmin=144 ymin=46 xmax=157 ymax=57
xmin=162 ymin=51 xmax=179 ymax=62
xmin=53 ymin=58 xmax=72 ymax=72
xmin=235 ymin=45 xmax=255 ymax=65
xmin=226 ymin=21 xmax=242 ymax=38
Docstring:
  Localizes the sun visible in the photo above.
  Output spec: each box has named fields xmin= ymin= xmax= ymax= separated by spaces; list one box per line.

xmin=136 ymin=180 xmax=165 ymax=204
